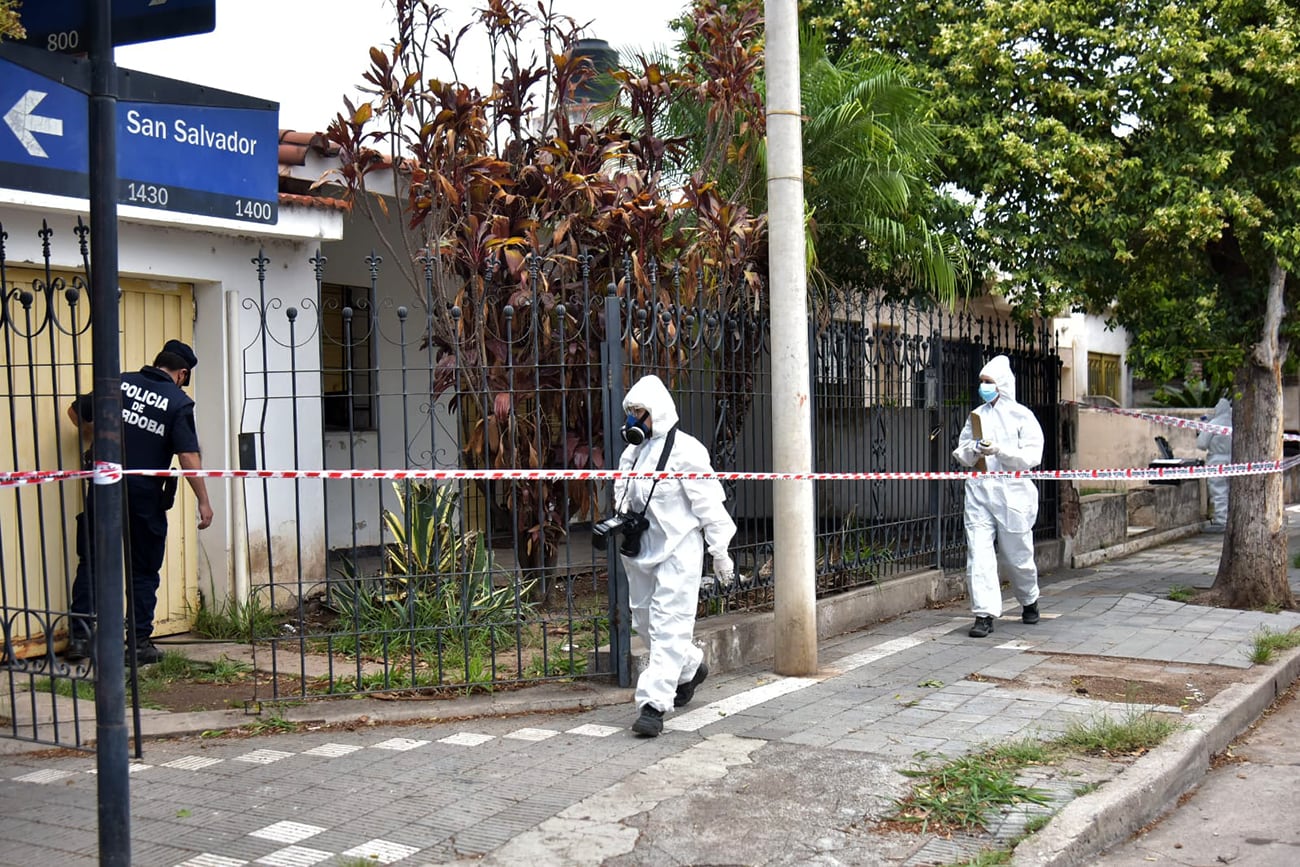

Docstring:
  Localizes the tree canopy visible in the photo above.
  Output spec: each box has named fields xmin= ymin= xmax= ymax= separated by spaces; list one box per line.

xmin=807 ymin=0 xmax=1298 ymax=606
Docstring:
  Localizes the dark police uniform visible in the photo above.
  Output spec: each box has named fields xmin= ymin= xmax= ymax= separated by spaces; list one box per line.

xmin=70 ymin=366 xmax=201 ymax=643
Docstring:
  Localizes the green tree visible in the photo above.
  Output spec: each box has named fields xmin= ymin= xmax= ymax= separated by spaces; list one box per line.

xmin=810 ymin=0 xmax=1299 ymax=608
xmin=667 ymin=12 xmax=964 ymax=301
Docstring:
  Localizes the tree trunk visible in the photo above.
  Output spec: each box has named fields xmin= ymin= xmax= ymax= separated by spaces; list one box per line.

xmin=1212 ymin=259 xmax=1294 ymax=609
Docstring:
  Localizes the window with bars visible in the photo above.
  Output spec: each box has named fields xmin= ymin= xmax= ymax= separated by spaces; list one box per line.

xmin=1087 ymin=352 xmax=1121 ymax=403
xmin=321 ymin=283 xmax=376 ymax=431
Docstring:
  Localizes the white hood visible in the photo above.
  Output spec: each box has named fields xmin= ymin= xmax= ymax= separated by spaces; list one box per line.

xmin=980 ymin=355 xmax=1017 ymax=402
xmin=622 ymin=374 xmax=679 ymax=438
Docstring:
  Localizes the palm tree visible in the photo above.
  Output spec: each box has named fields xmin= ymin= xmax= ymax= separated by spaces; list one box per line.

xmin=659 ymin=18 xmax=965 ymax=303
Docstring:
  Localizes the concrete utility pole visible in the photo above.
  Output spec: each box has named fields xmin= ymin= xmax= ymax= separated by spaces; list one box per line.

xmin=764 ymin=0 xmax=817 ymax=675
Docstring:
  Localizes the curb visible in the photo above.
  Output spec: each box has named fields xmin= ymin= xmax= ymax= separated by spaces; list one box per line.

xmin=134 ymin=681 xmax=632 ymax=743
xmin=1012 ymin=643 xmax=1300 ymax=866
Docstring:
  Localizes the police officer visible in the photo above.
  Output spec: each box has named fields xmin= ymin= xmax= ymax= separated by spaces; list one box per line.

xmin=66 ymin=339 xmax=213 ymax=665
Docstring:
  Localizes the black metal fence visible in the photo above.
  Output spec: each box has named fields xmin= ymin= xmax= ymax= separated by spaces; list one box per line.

xmin=0 ymin=221 xmax=1061 ymax=736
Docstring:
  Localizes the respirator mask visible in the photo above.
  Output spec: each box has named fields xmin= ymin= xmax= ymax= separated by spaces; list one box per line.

xmin=621 ymin=411 xmax=651 ymax=445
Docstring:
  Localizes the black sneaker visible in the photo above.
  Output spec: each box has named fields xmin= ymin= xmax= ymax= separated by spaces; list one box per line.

xmin=65 ymin=634 xmax=93 ymax=662
xmin=130 ymin=639 xmax=163 ymax=666
xmin=631 ymin=704 xmax=665 ymax=737
xmin=1021 ymin=602 xmax=1040 ymax=625
xmin=674 ymin=662 xmax=709 ymax=708
xmin=969 ymin=615 xmax=995 ymax=638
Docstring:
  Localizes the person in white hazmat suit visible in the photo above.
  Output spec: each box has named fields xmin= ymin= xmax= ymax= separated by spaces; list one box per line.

xmin=951 ymin=355 xmax=1046 ymax=638
xmin=1196 ymin=397 xmax=1232 ymax=531
xmin=611 ymin=375 xmax=736 ymax=737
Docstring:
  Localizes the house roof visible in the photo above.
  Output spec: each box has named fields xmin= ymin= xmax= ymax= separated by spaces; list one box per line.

xmin=277 ymin=130 xmax=349 ymax=212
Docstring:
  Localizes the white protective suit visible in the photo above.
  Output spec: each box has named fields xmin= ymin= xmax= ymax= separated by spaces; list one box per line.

xmin=1196 ymin=398 xmax=1232 ymax=528
xmin=613 ymin=375 xmax=736 ymax=714
xmin=951 ymin=355 xmax=1045 ymax=618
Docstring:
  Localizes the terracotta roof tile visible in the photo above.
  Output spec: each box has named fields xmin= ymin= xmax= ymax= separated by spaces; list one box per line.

xmin=277 ymin=129 xmax=338 ymax=167
xmin=278 ymin=192 xmax=351 ymax=212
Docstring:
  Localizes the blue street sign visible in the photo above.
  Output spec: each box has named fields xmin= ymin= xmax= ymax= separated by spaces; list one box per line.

xmin=19 ymin=0 xmax=216 ymax=53
xmin=0 ymin=52 xmax=279 ymax=224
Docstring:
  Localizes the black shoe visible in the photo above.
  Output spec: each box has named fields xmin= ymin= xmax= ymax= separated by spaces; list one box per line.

xmin=969 ymin=615 xmax=995 ymax=638
xmin=674 ymin=662 xmax=709 ymax=708
xmin=631 ymin=705 xmax=664 ymax=737
xmin=130 ymin=639 xmax=162 ymax=666
xmin=1021 ymin=602 xmax=1040 ymax=625
xmin=65 ymin=634 xmax=92 ymax=662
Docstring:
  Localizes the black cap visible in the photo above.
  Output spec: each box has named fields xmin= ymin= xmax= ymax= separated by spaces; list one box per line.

xmin=162 ymin=339 xmax=198 ymax=369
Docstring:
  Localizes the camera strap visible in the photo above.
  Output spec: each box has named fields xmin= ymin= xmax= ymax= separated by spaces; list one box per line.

xmin=622 ymin=424 xmax=677 ymax=517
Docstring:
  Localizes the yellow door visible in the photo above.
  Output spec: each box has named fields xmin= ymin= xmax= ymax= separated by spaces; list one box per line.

xmin=0 ymin=268 xmax=196 ymax=656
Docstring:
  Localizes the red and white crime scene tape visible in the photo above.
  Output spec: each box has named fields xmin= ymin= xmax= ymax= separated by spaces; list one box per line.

xmin=3 ymin=403 xmax=1297 ymax=489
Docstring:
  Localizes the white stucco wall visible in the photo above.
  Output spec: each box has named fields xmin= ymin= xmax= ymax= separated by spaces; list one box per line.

xmin=312 ymin=206 xmax=460 ymax=551
xmin=0 ymin=190 xmax=342 ymax=602
xmin=1054 ymin=311 xmax=1131 ymax=406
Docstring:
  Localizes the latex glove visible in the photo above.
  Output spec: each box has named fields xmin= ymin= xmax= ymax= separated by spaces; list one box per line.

xmin=977 ymin=441 xmax=1000 ymax=456
xmin=713 ymin=553 xmax=735 ymax=584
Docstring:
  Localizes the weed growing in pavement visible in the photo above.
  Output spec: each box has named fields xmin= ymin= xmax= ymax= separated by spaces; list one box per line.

xmin=891 ymin=749 xmax=1053 ymax=833
xmin=1166 ymin=584 xmax=1195 ymax=603
xmin=1021 ymin=813 xmax=1052 ymax=836
xmin=191 ymin=591 xmax=283 ymax=641
xmin=889 ymin=714 xmax=1177 ymax=834
xmin=1293 ymin=552 xmax=1300 ymax=569
xmin=242 ymin=714 xmax=297 ymax=735
xmin=1249 ymin=627 xmax=1300 ymax=664
xmin=1055 ymin=708 xmax=1179 ymax=757
xmin=1072 ymin=781 xmax=1101 ymax=797
xmin=950 ymin=848 xmax=1012 ymax=866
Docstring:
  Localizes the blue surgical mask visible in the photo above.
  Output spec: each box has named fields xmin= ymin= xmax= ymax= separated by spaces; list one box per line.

xmin=978 ymin=383 xmax=998 ymax=403
xmin=621 ymin=412 xmax=651 ymax=445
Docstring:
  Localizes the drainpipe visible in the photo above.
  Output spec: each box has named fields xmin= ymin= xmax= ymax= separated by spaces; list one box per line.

xmin=226 ymin=290 xmax=250 ymax=604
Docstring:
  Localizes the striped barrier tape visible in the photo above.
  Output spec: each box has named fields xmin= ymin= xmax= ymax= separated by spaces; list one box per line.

xmin=4 ymin=400 xmax=1294 ymax=489
xmin=1067 ymin=400 xmax=1300 ymax=443
xmin=2 ymin=455 xmax=1298 ymax=489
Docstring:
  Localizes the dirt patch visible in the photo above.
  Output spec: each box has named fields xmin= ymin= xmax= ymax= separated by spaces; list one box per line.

xmin=981 ymin=654 xmax=1243 ymax=710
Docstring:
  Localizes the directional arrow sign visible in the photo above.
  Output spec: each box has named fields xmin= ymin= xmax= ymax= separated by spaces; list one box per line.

xmin=18 ymin=0 xmax=216 ymax=53
xmin=4 ymin=91 xmax=66 ymax=159
xmin=0 ymin=50 xmax=279 ymax=225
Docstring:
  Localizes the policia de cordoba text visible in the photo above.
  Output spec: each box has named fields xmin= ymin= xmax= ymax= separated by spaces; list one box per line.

xmin=124 ymin=109 xmax=258 ymax=155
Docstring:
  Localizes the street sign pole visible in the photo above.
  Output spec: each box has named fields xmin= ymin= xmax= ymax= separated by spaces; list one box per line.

xmin=87 ymin=1 xmax=131 ymax=865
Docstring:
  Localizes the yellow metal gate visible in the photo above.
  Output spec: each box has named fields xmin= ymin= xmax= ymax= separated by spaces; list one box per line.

xmin=0 ymin=269 xmax=197 ymax=657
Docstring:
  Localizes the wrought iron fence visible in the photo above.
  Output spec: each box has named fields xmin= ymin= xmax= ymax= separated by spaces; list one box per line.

xmin=0 ymin=221 xmax=1062 ymax=724
xmin=0 ymin=220 xmax=97 ymax=749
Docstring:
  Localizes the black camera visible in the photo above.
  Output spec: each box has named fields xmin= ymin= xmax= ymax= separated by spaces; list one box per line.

xmin=592 ymin=511 xmax=651 ymax=557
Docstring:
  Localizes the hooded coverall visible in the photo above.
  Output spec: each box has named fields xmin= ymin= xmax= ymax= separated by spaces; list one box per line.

xmin=1196 ymin=398 xmax=1232 ymax=528
xmin=951 ymin=355 xmax=1045 ymax=618
xmin=614 ymin=375 xmax=736 ymax=714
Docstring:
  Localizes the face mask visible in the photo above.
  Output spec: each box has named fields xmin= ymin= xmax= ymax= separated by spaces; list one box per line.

xmin=978 ymin=383 xmax=998 ymax=403
xmin=621 ymin=412 xmax=651 ymax=445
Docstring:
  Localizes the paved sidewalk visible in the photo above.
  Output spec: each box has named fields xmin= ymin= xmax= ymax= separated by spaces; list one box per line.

xmin=2 ymin=510 xmax=1299 ymax=866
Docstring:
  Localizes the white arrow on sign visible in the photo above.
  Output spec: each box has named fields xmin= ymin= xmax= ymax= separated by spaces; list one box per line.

xmin=4 ymin=91 xmax=64 ymax=159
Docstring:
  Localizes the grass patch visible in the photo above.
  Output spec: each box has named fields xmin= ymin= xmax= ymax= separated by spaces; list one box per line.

xmin=29 ymin=676 xmax=96 ymax=701
xmin=1249 ymin=627 xmax=1300 ymax=664
xmin=1166 ymin=584 xmax=1195 ymax=603
xmin=1292 ymin=552 xmax=1300 ymax=569
xmin=191 ymin=591 xmax=282 ymax=641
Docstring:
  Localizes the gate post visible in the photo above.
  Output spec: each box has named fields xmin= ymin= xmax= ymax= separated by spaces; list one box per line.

xmin=601 ymin=285 xmax=632 ymax=687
